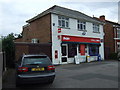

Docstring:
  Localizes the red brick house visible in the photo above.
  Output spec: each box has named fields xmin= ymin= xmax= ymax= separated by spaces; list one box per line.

xmin=94 ymin=15 xmax=120 ymax=59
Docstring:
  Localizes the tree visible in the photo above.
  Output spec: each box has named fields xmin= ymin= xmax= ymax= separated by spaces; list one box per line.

xmin=2 ymin=33 xmax=15 ymax=68
xmin=14 ymin=33 xmax=22 ymax=39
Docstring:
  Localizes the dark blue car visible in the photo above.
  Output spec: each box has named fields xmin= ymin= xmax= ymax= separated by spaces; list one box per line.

xmin=15 ymin=54 xmax=55 ymax=87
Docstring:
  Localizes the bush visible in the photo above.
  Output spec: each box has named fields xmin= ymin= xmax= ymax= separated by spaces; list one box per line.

xmin=109 ymin=53 xmax=118 ymax=60
xmin=2 ymin=33 xmax=15 ymax=68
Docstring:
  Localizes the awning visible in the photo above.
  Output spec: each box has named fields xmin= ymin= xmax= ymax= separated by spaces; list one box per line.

xmin=62 ymin=41 xmax=101 ymax=46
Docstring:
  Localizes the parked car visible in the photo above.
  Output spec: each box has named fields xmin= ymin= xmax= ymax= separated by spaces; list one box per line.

xmin=15 ymin=54 xmax=55 ymax=87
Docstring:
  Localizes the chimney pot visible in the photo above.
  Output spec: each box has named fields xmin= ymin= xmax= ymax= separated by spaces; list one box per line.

xmin=99 ymin=15 xmax=105 ymax=21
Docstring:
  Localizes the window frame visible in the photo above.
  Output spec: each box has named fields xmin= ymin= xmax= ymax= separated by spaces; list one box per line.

xmin=93 ymin=24 xmax=100 ymax=33
xmin=31 ymin=38 xmax=39 ymax=43
xmin=58 ymin=16 xmax=69 ymax=28
xmin=117 ymin=28 xmax=120 ymax=38
xmin=77 ymin=20 xmax=86 ymax=31
xmin=89 ymin=45 xmax=99 ymax=56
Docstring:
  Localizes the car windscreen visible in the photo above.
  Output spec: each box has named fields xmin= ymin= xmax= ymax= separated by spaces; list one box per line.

xmin=22 ymin=56 xmax=51 ymax=65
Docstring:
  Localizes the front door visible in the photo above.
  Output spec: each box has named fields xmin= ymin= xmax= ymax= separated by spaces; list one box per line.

xmin=61 ymin=44 xmax=68 ymax=64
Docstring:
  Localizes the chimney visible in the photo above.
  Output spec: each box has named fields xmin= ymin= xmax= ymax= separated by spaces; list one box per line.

xmin=99 ymin=15 xmax=105 ymax=21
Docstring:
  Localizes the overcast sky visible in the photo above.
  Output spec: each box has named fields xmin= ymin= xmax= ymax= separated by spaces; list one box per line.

xmin=0 ymin=0 xmax=119 ymax=36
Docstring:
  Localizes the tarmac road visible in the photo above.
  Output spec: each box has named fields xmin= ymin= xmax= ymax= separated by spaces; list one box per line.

xmin=2 ymin=60 xmax=120 ymax=89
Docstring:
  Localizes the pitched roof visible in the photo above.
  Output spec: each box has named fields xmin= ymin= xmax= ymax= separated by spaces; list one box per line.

xmin=93 ymin=17 xmax=120 ymax=26
xmin=26 ymin=5 xmax=103 ymax=24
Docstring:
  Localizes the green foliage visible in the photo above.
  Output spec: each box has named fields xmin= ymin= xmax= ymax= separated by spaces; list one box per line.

xmin=15 ymin=33 xmax=22 ymax=39
xmin=109 ymin=53 xmax=118 ymax=60
xmin=2 ymin=33 xmax=15 ymax=68
xmin=17 ymin=33 xmax=22 ymax=38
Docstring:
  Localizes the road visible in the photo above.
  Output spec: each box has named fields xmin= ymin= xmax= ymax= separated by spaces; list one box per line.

xmin=2 ymin=60 xmax=120 ymax=89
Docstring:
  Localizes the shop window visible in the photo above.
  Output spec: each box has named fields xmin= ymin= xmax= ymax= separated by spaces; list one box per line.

xmin=61 ymin=45 xmax=67 ymax=56
xmin=89 ymin=45 xmax=99 ymax=56
xmin=93 ymin=24 xmax=99 ymax=33
xmin=58 ymin=16 xmax=69 ymax=28
xmin=68 ymin=44 xmax=77 ymax=58
xmin=77 ymin=20 xmax=86 ymax=30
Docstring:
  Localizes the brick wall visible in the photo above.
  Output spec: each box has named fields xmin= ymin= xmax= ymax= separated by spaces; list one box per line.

xmin=104 ymin=22 xmax=115 ymax=59
xmin=22 ymin=14 xmax=51 ymax=43
xmin=15 ymin=42 xmax=52 ymax=61
xmin=15 ymin=43 xmax=29 ymax=61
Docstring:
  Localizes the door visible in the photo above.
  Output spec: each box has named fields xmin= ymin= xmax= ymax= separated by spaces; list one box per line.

xmin=61 ymin=44 xmax=68 ymax=64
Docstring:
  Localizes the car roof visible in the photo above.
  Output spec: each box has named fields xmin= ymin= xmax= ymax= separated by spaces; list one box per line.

xmin=23 ymin=54 xmax=47 ymax=58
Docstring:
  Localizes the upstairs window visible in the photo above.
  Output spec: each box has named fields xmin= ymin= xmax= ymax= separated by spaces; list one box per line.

xmin=93 ymin=24 xmax=99 ymax=33
xmin=117 ymin=28 xmax=120 ymax=38
xmin=58 ymin=16 xmax=69 ymax=28
xmin=77 ymin=20 xmax=86 ymax=30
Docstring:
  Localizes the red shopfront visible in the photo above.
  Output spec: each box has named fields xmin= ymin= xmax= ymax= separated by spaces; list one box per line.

xmin=61 ymin=35 xmax=101 ymax=63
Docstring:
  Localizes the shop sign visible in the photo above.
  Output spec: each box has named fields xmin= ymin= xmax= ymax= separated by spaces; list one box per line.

xmin=61 ymin=35 xmax=100 ymax=43
xmin=91 ymin=39 xmax=100 ymax=42
xmin=58 ymin=28 xmax=61 ymax=33
xmin=58 ymin=35 xmax=61 ymax=40
xmin=55 ymin=50 xmax=58 ymax=59
xmin=63 ymin=37 xmax=70 ymax=40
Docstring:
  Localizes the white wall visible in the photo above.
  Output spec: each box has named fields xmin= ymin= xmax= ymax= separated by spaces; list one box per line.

xmin=51 ymin=14 xmax=62 ymax=64
xmin=51 ymin=14 xmax=104 ymax=64
xmin=58 ymin=17 xmax=102 ymax=38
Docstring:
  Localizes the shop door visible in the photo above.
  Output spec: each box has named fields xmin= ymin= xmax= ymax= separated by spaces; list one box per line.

xmin=61 ymin=44 xmax=68 ymax=64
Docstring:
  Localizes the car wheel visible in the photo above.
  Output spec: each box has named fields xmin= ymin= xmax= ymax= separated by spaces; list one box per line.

xmin=16 ymin=82 xmax=21 ymax=87
xmin=48 ymin=80 xmax=54 ymax=84
xmin=16 ymin=78 xmax=21 ymax=87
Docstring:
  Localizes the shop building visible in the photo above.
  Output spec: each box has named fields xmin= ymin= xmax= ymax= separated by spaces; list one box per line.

xmin=15 ymin=5 xmax=104 ymax=64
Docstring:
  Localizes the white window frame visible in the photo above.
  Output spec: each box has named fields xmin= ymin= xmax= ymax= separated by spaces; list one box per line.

xmin=58 ymin=16 xmax=69 ymax=28
xmin=77 ymin=20 xmax=86 ymax=31
xmin=31 ymin=38 xmax=39 ymax=43
xmin=93 ymin=24 xmax=100 ymax=33
xmin=117 ymin=28 xmax=120 ymax=38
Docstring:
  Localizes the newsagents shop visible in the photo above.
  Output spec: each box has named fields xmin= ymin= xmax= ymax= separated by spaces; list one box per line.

xmin=51 ymin=14 xmax=104 ymax=65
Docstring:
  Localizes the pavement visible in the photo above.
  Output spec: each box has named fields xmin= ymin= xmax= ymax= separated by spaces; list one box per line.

xmin=2 ymin=60 xmax=120 ymax=89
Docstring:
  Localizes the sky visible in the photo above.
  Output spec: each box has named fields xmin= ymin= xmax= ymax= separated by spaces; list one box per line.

xmin=0 ymin=0 xmax=119 ymax=36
